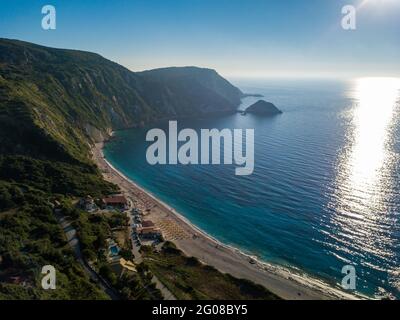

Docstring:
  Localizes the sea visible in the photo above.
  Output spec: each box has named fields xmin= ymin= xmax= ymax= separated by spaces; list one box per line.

xmin=104 ymin=77 xmax=400 ymax=299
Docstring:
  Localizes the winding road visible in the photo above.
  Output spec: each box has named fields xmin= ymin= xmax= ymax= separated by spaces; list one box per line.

xmin=54 ymin=211 xmax=120 ymax=300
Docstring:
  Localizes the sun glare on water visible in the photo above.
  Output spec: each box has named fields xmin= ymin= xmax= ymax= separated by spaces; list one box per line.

xmin=327 ymin=77 xmax=400 ymax=292
xmin=333 ymin=77 xmax=400 ymax=214
xmin=332 ymin=77 xmax=400 ymax=214
xmin=347 ymin=77 xmax=400 ymax=198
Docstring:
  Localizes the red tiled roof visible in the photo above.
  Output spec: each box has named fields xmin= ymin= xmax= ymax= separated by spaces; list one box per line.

xmin=142 ymin=220 xmax=155 ymax=228
xmin=103 ymin=196 xmax=128 ymax=204
xmin=139 ymin=227 xmax=161 ymax=234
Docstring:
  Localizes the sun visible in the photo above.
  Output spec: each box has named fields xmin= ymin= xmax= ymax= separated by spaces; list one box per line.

xmin=359 ymin=0 xmax=399 ymax=8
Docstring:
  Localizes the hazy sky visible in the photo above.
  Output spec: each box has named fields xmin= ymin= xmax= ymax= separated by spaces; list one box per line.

xmin=1 ymin=0 xmax=399 ymax=79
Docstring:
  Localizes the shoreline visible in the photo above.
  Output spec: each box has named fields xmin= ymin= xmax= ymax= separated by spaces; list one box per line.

xmin=92 ymin=141 xmax=362 ymax=300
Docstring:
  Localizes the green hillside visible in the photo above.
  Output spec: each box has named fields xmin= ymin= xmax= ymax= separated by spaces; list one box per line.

xmin=0 ymin=39 xmax=242 ymax=162
xmin=0 ymin=39 xmax=246 ymax=299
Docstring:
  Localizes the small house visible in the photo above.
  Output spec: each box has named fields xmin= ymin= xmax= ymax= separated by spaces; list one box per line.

xmin=141 ymin=220 xmax=155 ymax=228
xmin=102 ymin=195 xmax=129 ymax=210
xmin=137 ymin=225 xmax=162 ymax=240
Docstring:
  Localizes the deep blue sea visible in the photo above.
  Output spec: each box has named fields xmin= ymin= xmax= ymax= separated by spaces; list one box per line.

xmin=104 ymin=77 xmax=400 ymax=299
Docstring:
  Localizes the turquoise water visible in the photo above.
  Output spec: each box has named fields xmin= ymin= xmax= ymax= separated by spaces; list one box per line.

xmin=110 ymin=245 xmax=119 ymax=256
xmin=104 ymin=78 xmax=400 ymax=299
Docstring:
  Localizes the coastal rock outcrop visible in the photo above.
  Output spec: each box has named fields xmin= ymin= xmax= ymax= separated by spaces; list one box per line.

xmin=245 ymin=100 xmax=282 ymax=116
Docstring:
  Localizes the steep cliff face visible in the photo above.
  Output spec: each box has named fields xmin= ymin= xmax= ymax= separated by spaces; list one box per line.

xmin=0 ymin=39 xmax=243 ymax=162
xmin=139 ymin=67 xmax=243 ymax=111
xmin=0 ymin=39 xmax=143 ymax=162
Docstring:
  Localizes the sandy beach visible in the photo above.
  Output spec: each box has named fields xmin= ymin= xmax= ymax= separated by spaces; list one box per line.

xmin=92 ymin=141 xmax=359 ymax=300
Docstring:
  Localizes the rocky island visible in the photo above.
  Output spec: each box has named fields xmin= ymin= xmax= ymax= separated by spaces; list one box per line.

xmin=245 ymin=100 xmax=282 ymax=116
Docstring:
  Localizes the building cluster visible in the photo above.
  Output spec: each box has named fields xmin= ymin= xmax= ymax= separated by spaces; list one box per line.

xmin=131 ymin=209 xmax=162 ymax=241
xmin=136 ymin=220 xmax=162 ymax=239
xmin=77 ymin=193 xmax=165 ymax=279
xmin=79 ymin=194 xmax=130 ymax=212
